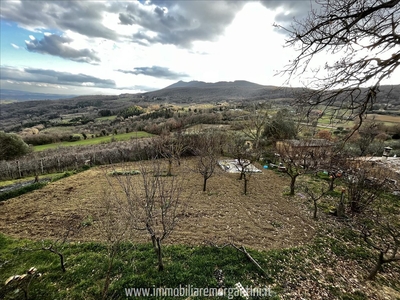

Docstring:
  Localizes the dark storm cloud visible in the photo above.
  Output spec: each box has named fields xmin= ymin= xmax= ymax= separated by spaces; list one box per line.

xmin=1 ymin=66 xmax=116 ymax=88
xmin=1 ymin=0 xmax=315 ymax=47
xmin=0 ymin=1 xmax=119 ymax=40
xmin=118 ymin=66 xmax=189 ymax=80
xmin=121 ymin=0 xmax=316 ymax=46
xmin=120 ymin=1 xmax=247 ymax=47
xmin=25 ymin=34 xmax=101 ymax=64
xmin=259 ymin=0 xmax=321 ymax=31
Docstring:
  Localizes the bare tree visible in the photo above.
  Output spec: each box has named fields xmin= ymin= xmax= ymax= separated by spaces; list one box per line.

xmin=40 ymin=215 xmax=82 ymax=273
xmin=171 ymin=130 xmax=190 ymax=166
xmin=351 ymin=119 xmax=384 ymax=156
xmin=153 ymin=131 xmax=189 ymax=176
xmin=302 ymin=183 xmax=329 ymax=219
xmin=278 ymin=0 xmax=400 ymax=129
xmin=320 ymin=147 xmax=347 ymax=192
xmin=362 ymin=222 xmax=400 ymax=280
xmin=276 ymin=139 xmax=329 ymax=195
xmin=190 ymin=131 xmax=220 ymax=192
xmin=95 ymin=189 xmax=131 ymax=300
xmin=357 ymin=197 xmax=400 ymax=280
xmin=241 ymin=104 xmax=269 ymax=151
xmin=153 ymin=133 xmax=176 ymax=176
xmin=109 ymin=161 xmax=186 ymax=271
xmin=343 ymin=160 xmax=394 ymax=213
xmin=228 ymin=134 xmax=260 ymax=195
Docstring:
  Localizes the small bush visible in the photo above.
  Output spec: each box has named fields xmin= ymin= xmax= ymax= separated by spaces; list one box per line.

xmin=0 ymin=182 xmax=48 ymax=202
xmin=108 ymin=170 xmax=141 ymax=176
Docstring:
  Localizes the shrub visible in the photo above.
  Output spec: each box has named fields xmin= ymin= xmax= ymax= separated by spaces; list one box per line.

xmin=118 ymin=106 xmax=145 ymax=118
xmin=0 ymin=131 xmax=31 ymax=160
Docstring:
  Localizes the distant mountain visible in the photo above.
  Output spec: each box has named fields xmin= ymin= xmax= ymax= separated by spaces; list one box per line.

xmin=164 ymin=80 xmax=209 ymax=89
xmin=141 ymin=80 xmax=296 ymax=103
xmin=139 ymin=80 xmax=400 ymax=105
xmin=164 ymin=80 xmax=270 ymax=90
xmin=0 ymin=89 xmax=77 ymax=101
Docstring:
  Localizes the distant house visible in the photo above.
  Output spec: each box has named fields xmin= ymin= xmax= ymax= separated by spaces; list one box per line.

xmin=276 ymin=139 xmax=333 ymax=159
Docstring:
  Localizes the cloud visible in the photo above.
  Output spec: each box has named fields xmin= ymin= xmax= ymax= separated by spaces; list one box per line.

xmin=0 ymin=0 xmax=313 ymax=49
xmin=258 ymin=0 xmax=322 ymax=35
xmin=0 ymin=66 xmax=116 ymax=89
xmin=120 ymin=1 xmax=247 ymax=47
xmin=25 ymin=34 xmax=101 ymax=64
xmin=1 ymin=1 xmax=119 ymax=40
xmin=120 ymin=0 xmax=315 ymax=46
xmin=118 ymin=66 xmax=189 ymax=80
xmin=10 ymin=43 xmax=19 ymax=49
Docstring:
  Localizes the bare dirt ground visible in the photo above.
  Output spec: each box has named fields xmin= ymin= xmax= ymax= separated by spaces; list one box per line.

xmin=0 ymin=158 xmax=316 ymax=251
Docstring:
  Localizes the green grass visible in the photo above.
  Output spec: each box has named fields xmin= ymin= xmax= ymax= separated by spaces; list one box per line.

xmin=41 ymin=126 xmax=75 ymax=133
xmin=0 ymin=171 xmax=75 ymax=202
xmin=95 ymin=115 xmax=117 ymax=121
xmin=33 ymin=131 xmax=153 ymax=152
xmin=0 ymin=223 xmax=399 ymax=300
xmin=0 ymin=235 xmax=280 ymax=300
xmin=0 ymin=171 xmax=76 ymax=188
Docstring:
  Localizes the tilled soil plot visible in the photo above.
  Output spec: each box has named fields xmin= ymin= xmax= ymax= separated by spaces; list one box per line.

xmin=0 ymin=158 xmax=315 ymax=250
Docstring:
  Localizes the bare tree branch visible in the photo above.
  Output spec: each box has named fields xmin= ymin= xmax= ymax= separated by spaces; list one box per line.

xmin=278 ymin=0 xmax=400 ymax=128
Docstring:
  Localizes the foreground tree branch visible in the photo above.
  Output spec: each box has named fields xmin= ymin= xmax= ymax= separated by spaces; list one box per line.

xmin=278 ymin=0 xmax=400 ymax=128
xmin=206 ymin=241 xmax=267 ymax=276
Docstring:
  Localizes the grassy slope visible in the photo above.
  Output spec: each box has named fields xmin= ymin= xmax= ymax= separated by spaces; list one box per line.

xmin=1 ymin=164 xmax=399 ymax=299
xmin=33 ymin=131 xmax=153 ymax=152
xmin=0 ymin=226 xmax=399 ymax=300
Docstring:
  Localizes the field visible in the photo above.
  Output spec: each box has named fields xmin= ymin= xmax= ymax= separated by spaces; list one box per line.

xmin=1 ymin=158 xmax=399 ymax=299
xmin=33 ymin=131 xmax=153 ymax=151
xmin=0 ymin=158 xmax=314 ymax=251
xmin=367 ymin=113 xmax=400 ymax=124
xmin=315 ymin=109 xmax=400 ymax=130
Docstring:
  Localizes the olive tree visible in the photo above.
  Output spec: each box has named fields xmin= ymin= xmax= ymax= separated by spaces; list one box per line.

xmin=262 ymin=109 xmax=297 ymax=143
xmin=0 ymin=131 xmax=31 ymax=161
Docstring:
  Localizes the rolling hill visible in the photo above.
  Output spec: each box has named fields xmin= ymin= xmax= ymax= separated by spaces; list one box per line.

xmin=0 ymin=89 xmax=77 ymax=102
xmin=140 ymin=80 xmax=298 ymax=103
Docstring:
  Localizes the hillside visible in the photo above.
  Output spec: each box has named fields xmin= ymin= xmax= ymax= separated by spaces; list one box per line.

xmin=0 ymin=89 xmax=77 ymax=101
xmin=1 ymin=81 xmax=399 ymax=133
xmin=141 ymin=80 xmax=298 ymax=103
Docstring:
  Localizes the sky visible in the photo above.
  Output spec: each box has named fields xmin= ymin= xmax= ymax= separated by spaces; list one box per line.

xmin=0 ymin=0 xmax=399 ymax=96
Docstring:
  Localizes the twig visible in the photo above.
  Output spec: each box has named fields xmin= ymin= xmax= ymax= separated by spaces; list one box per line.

xmin=206 ymin=240 xmax=267 ymax=275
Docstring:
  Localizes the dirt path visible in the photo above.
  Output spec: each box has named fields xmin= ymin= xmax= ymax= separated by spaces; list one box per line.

xmin=0 ymin=158 xmax=315 ymax=250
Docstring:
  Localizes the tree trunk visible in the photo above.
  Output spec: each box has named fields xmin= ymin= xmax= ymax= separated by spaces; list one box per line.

xmin=244 ymin=174 xmax=248 ymax=195
xmin=151 ymin=235 xmax=157 ymax=252
xmin=156 ymin=238 xmax=164 ymax=271
xmin=367 ymin=252 xmax=384 ymax=280
xmin=167 ymin=159 xmax=172 ymax=176
xmin=203 ymin=175 xmax=207 ymax=192
xmin=337 ymin=190 xmax=346 ymax=218
xmin=313 ymin=200 xmax=318 ymax=219
xmin=44 ymin=246 xmax=66 ymax=272
xmin=290 ymin=175 xmax=297 ymax=195
xmin=329 ymin=177 xmax=334 ymax=191
xmin=102 ymin=250 xmax=116 ymax=300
